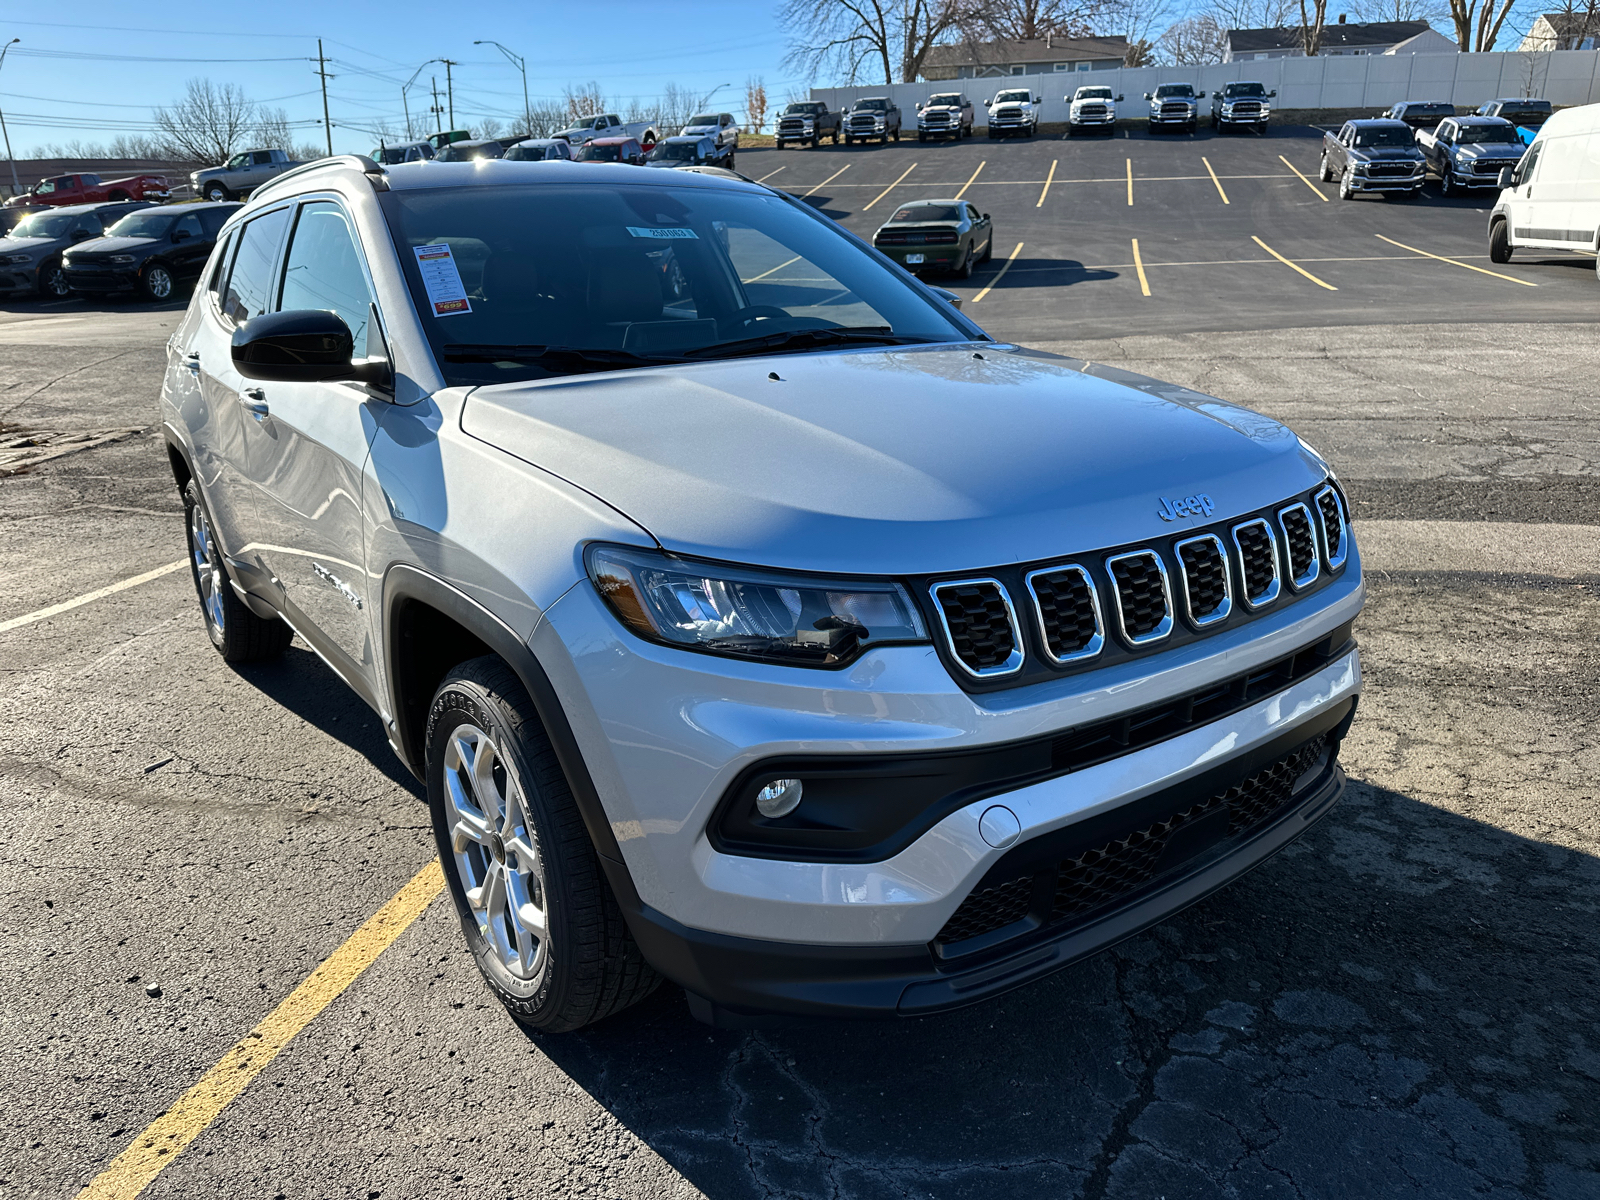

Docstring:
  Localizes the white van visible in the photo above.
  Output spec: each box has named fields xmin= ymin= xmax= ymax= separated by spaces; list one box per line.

xmin=1489 ymin=101 xmax=1600 ymax=277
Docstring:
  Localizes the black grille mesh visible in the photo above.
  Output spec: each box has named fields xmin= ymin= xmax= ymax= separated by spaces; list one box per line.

xmin=1031 ymin=569 xmax=1099 ymax=658
xmin=1177 ymin=540 xmax=1228 ymax=621
xmin=935 ymin=583 xmax=1017 ymax=672
xmin=935 ymin=737 xmax=1329 ymax=946
xmin=1317 ymin=491 xmax=1344 ymax=559
xmin=1235 ymin=524 xmax=1277 ymax=601
xmin=1281 ymin=508 xmax=1317 ymax=581
xmin=1109 ymin=554 xmax=1168 ymax=638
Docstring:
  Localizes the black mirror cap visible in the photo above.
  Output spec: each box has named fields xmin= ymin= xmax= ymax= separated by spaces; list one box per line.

xmin=1498 ymin=167 xmax=1515 ymax=187
xmin=233 ymin=309 xmax=372 ymax=383
xmin=171 ymin=229 xmax=191 ymax=242
xmin=1269 ymin=90 xmax=1278 ymax=97
xmin=1199 ymin=91 xmax=1207 ymax=97
xmin=1117 ymin=95 xmax=1125 ymax=102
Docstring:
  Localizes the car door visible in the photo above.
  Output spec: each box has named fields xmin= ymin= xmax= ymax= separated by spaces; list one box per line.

xmin=239 ymin=197 xmax=387 ymax=692
xmin=965 ymin=202 xmax=991 ymax=255
xmin=1506 ymin=138 xmax=1551 ymax=246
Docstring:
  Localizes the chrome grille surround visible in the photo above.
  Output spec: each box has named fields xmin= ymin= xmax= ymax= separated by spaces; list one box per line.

xmin=1313 ymin=484 xmax=1349 ymax=571
xmin=1024 ymin=564 xmax=1104 ymax=664
xmin=1231 ymin=518 xmax=1282 ymax=609
xmin=929 ymin=578 xmax=1025 ymax=678
xmin=1173 ymin=533 xmax=1233 ymax=628
xmin=1277 ymin=502 xmax=1321 ymax=591
xmin=1104 ymin=550 xmax=1174 ymax=647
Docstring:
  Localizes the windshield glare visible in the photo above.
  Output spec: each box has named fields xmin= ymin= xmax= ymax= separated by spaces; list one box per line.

xmin=784 ymin=103 xmax=821 ymax=115
xmin=9 ymin=210 xmax=80 ymax=238
xmin=927 ymin=95 xmax=962 ymax=107
xmin=105 ymin=211 xmax=176 ymax=239
xmin=1076 ymin=88 xmax=1113 ymax=100
xmin=1459 ymin=124 xmax=1519 ymax=143
xmin=686 ymin=115 xmax=719 ymax=126
xmin=505 ymin=145 xmax=552 ymax=161
xmin=651 ymin=141 xmax=703 ymax=162
xmin=1353 ymin=127 xmax=1415 ymax=147
xmin=855 ymin=99 xmax=889 ymax=111
xmin=1226 ymin=84 xmax=1267 ymax=97
xmin=1156 ymin=85 xmax=1194 ymax=98
xmin=578 ymin=143 xmax=626 ymax=161
xmin=995 ymin=90 xmax=1030 ymax=103
xmin=381 ymin=183 xmax=967 ymax=385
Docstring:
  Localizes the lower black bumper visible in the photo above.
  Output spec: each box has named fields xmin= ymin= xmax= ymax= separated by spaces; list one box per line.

xmin=619 ymin=696 xmax=1356 ymax=1025
xmin=66 ymin=269 xmax=138 ymax=292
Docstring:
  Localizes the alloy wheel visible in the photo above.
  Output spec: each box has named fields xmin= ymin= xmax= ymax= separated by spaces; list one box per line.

xmin=443 ymin=724 xmax=549 ymax=982
xmin=41 ymin=264 xmax=69 ymax=298
xmin=145 ymin=266 xmax=173 ymax=300
xmin=189 ymin=500 xmax=226 ymax=639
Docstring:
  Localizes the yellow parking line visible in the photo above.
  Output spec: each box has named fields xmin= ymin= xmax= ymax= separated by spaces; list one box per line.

xmin=0 ymin=560 xmax=187 ymax=635
xmin=1202 ymin=157 xmax=1230 ymax=204
xmin=75 ymin=860 xmax=445 ymax=1200
xmin=1374 ymin=233 xmax=1538 ymax=287
xmin=972 ymin=241 xmax=1023 ymax=303
xmin=754 ymin=166 xmax=786 ymax=183
xmin=1131 ymin=238 xmax=1151 ymax=296
xmin=742 ymin=255 xmax=802 ymax=284
xmin=1126 ymin=158 xmax=1134 ymax=206
xmin=802 ymin=164 xmax=850 ymax=197
xmin=1251 ymin=236 xmax=1338 ymax=290
xmin=1278 ymin=155 xmax=1328 ymax=201
xmin=863 ymin=163 xmax=918 ymax=211
xmin=1036 ymin=159 xmax=1057 ymax=207
xmin=954 ymin=161 xmax=986 ymax=199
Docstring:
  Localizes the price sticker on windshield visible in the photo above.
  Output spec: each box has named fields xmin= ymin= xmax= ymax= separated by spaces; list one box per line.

xmin=413 ymin=244 xmax=472 ymax=317
xmin=627 ymin=226 xmax=699 ymax=240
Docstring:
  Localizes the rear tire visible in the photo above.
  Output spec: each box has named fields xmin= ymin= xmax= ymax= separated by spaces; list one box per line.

xmin=183 ymin=480 xmax=293 ymax=663
xmin=952 ymin=246 xmax=973 ymax=280
xmin=427 ymin=657 xmax=660 ymax=1033
xmin=1319 ymin=153 xmax=1333 ymax=182
xmin=1489 ymin=219 xmax=1512 ymax=263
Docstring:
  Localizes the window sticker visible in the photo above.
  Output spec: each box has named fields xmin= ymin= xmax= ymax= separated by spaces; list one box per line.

xmin=627 ymin=226 xmax=699 ymax=240
xmin=412 ymin=244 xmax=472 ymax=316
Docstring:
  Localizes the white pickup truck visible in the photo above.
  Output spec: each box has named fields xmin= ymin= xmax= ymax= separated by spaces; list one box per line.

xmin=553 ymin=113 xmax=662 ymax=149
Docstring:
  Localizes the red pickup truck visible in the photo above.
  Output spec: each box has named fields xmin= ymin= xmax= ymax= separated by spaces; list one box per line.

xmin=4 ymin=172 xmax=171 ymax=209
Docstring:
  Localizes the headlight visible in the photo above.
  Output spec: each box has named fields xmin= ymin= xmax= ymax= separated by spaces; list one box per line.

xmin=587 ymin=544 xmax=928 ymax=667
xmin=5 ymin=253 xmax=31 ymax=265
xmin=109 ymin=255 xmax=136 ymax=264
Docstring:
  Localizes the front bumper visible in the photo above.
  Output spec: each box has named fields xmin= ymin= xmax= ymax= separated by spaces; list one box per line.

xmin=0 ymin=265 xmax=39 ymax=295
xmin=776 ymin=124 xmax=815 ymax=142
xmin=1150 ymin=109 xmax=1196 ymax=124
xmin=1217 ymin=109 xmax=1268 ymax=125
xmin=64 ymin=265 xmax=139 ymax=292
xmin=1450 ymin=162 xmax=1517 ymax=187
xmin=1070 ymin=111 xmax=1116 ymax=126
xmin=1349 ymin=168 xmax=1427 ymax=192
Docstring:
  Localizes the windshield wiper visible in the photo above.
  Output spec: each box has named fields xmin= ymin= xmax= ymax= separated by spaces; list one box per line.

xmin=441 ymin=344 xmax=684 ymax=374
xmin=679 ymin=326 xmax=933 ymax=362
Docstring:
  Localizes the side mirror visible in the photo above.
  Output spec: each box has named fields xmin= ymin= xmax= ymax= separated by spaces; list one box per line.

xmin=1198 ymin=91 xmax=1207 ymax=98
xmin=70 ymin=228 xmax=93 ymax=241
xmin=1143 ymin=93 xmax=1152 ymax=100
xmin=984 ymin=98 xmax=991 ymax=106
xmin=1498 ymin=167 xmax=1515 ymax=188
xmin=1269 ymin=90 xmax=1278 ymax=98
xmin=1116 ymin=95 xmax=1125 ymax=102
xmin=232 ymin=309 xmax=387 ymax=385
xmin=983 ymin=212 xmax=991 ymax=220
xmin=916 ymin=102 xmax=924 ymax=111
xmin=929 ymin=285 xmax=962 ymax=310
xmin=172 ymin=229 xmax=191 ymax=243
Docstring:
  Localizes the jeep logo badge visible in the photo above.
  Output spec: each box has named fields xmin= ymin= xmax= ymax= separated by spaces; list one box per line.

xmin=1157 ymin=493 xmax=1215 ymax=522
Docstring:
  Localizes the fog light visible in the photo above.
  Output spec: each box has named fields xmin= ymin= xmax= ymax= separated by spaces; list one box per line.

xmin=755 ymin=778 xmax=804 ymax=819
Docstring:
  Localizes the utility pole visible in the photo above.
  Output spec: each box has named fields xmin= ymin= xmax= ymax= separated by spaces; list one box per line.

xmin=0 ymin=38 xmax=21 ymax=196
xmin=440 ymin=58 xmax=459 ymax=129
xmin=430 ymin=77 xmax=445 ymax=134
xmin=475 ymin=41 xmax=529 ymax=136
xmin=314 ymin=38 xmax=334 ymax=156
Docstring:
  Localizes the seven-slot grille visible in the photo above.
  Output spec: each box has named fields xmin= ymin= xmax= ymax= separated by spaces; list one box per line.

xmin=1232 ymin=519 xmax=1281 ymax=608
xmin=1077 ymin=104 xmax=1108 ymax=117
xmin=1160 ymin=103 xmax=1190 ymax=116
xmin=1105 ymin=551 xmax=1173 ymax=645
xmin=1314 ymin=485 xmax=1348 ymax=569
xmin=1026 ymin=565 xmax=1103 ymax=663
xmin=1175 ymin=534 xmax=1231 ymax=627
xmin=930 ymin=579 xmax=1023 ymax=677
xmin=1277 ymin=503 xmax=1320 ymax=589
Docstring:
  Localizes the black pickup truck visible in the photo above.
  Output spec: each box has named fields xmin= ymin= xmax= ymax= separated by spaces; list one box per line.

xmin=775 ymin=102 xmax=841 ymax=148
xmin=1319 ymin=119 xmax=1427 ymax=200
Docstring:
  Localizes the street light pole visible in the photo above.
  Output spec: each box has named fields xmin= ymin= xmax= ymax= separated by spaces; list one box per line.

xmin=0 ymin=39 xmax=21 ymax=196
xmin=474 ymin=41 xmax=530 ymax=137
xmin=441 ymin=58 xmax=458 ymax=129
xmin=402 ymin=59 xmax=442 ymax=140
xmin=698 ymin=82 xmax=732 ymax=110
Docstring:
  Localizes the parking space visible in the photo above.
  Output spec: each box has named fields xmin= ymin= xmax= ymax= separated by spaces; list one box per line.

xmin=3 ymin=134 xmax=1598 ymax=1200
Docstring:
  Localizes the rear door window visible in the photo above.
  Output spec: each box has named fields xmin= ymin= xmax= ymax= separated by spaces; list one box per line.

xmin=222 ymin=206 xmax=291 ymax=324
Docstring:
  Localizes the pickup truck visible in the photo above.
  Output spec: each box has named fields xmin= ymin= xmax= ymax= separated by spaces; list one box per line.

xmin=1319 ymin=119 xmax=1427 ymax=200
xmin=916 ymin=92 xmax=974 ymax=141
xmin=1476 ymin=98 xmax=1555 ymax=144
xmin=553 ymin=113 xmax=661 ymax=150
xmin=3 ymin=171 xmax=170 ymax=209
xmin=775 ymin=101 xmax=840 ymax=147
xmin=1386 ymin=101 xmax=1454 ymax=130
xmin=1145 ymin=83 xmax=1205 ymax=134
xmin=985 ymin=88 xmax=1041 ymax=137
xmin=843 ymin=98 xmax=902 ymax=144
xmin=190 ymin=149 xmax=304 ymax=202
xmin=1068 ymin=85 xmax=1123 ymax=136
xmin=1416 ymin=116 xmax=1526 ymax=195
xmin=1212 ymin=82 xmax=1274 ymax=133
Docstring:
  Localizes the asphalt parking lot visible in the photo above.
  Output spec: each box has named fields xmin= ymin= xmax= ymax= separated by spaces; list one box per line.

xmin=3 ymin=131 xmax=1598 ymax=1200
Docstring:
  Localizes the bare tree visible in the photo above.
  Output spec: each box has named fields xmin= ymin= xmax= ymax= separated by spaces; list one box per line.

xmin=781 ymin=0 xmax=986 ymax=85
xmin=1297 ymin=0 xmax=1328 ymax=53
xmin=1446 ymin=0 xmax=1516 ymax=49
xmin=1351 ymin=0 xmax=1449 ymax=21
xmin=153 ymin=79 xmax=259 ymax=164
xmin=478 ymin=116 xmax=505 ymax=140
xmin=563 ymin=81 xmax=607 ymax=120
xmin=980 ymin=0 xmax=1113 ymax=38
xmin=1204 ymin=0 xmax=1297 ymax=28
xmin=1159 ymin=12 xmax=1230 ymax=60
xmin=745 ymin=76 xmax=769 ymax=133
xmin=1534 ymin=0 xmax=1600 ymax=47
xmin=1110 ymin=0 xmax=1175 ymax=63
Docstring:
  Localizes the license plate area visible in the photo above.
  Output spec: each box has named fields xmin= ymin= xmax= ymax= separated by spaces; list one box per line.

xmin=906 ymin=253 xmax=925 ymax=264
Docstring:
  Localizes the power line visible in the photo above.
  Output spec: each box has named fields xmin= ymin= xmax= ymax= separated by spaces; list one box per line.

xmin=12 ymin=47 xmax=309 ymax=63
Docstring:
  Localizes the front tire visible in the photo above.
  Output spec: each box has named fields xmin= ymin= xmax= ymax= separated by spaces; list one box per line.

xmin=183 ymin=480 xmax=292 ymax=662
xmin=38 ymin=258 xmax=70 ymax=299
xmin=1339 ymin=168 xmax=1355 ymax=201
xmin=918 ymin=131 xmax=926 ymax=142
xmin=1440 ymin=168 xmax=1454 ymax=196
xmin=142 ymin=263 xmax=175 ymax=301
xmin=1489 ymin=219 xmax=1513 ymax=263
xmin=203 ymin=183 xmax=231 ymax=202
xmin=427 ymin=658 xmax=660 ymax=1032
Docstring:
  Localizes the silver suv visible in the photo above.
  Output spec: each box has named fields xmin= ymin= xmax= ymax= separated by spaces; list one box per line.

xmin=161 ymin=155 xmax=1364 ymax=1031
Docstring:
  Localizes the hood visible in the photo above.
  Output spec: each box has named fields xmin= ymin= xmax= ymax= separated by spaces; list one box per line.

xmin=1 ymin=235 xmax=56 ymax=255
xmin=66 ymin=235 xmax=158 ymax=256
xmin=460 ymin=345 xmax=1327 ymax=576
xmin=1350 ymin=147 xmax=1424 ymax=161
xmin=1455 ymin=143 xmax=1519 ymax=158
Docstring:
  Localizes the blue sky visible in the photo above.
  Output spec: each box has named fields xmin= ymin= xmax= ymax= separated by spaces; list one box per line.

xmin=0 ymin=2 xmax=801 ymax=156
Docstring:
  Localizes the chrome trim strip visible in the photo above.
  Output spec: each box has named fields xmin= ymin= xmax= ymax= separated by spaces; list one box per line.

xmin=1277 ymin=502 xmax=1321 ymax=591
xmin=1103 ymin=550 xmax=1174 ymax=647
xmin=929 ymin=577 xmax=1026 ymax=678
xmin=1023 ymin=563 xmax=1104 ymax=664
xmin=1231 ymin=518 xmax=1282 ymax=610
xmin=1312 ymin=484 xmax=1349 ymax=572
xmin=1173 ymin=533 xmax=1233 ymax=629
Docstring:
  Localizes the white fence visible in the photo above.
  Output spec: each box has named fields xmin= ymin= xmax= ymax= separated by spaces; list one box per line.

xmin=810 ymin=49 xmax=1600 ymax=126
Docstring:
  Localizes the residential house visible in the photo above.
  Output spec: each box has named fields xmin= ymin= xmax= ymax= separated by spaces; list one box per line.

xmin=920 ymin=35 xmax=1130 ymax=80
xmin=1519 ymin=11 xmax=1600 ymax=50
xmin=1224 ymin=19 xmax=1451 ymax=61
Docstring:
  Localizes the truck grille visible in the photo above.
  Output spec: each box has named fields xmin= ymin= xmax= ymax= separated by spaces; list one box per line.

xmin=849 ymin=117 xmax=879 ymax=132
xmin=1077 ymin=105 xmax=1108 ymax=118
xmin=1366 ymin=163 xmax=1414 ymax=178
xmin=930 ymin=579 xmax=1023 ymax=677
xmin=992 ymin=112 xmax=1024 ymax=125
xmin=1026 ymin=565 xmax=1103 ymax=663
xmin=1160 ymin=103 xmax=1190 ymax=116
xmin=1105 ymin=551 xmax=1172 ymax=645
xmin=923 ymin=114 xmax=952 ymax=126
xmin=1230 ymin=102 xmax=1262 ymax=116
xmin=936 ymin=736 xmax=1332 ymax=946
xmin=1473 ymin=158 xmax=1518 ymax=175
xmin=1232 ymin=519 xmax=1280 ymax=608
xmin=1175 ymin=535 xmax=1231 ymax=627
xmin=778 ymin=119 xmax=806 ymax=133
xmin=1278 ymin=504 xmax=1320 ymax=589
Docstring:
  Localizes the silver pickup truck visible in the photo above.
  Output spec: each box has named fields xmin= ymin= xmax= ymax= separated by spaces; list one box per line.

xmin=191 ymin=149 xmax=305 ymax=202
xmin=553 ymin=113 xmax=661 ymax=149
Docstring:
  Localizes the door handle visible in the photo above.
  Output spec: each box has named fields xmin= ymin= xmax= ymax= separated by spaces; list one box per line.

xmin=184 ymin=351 xmax=201 ymax=375
xmin=239 ymin=387 xmax=269 ymax=420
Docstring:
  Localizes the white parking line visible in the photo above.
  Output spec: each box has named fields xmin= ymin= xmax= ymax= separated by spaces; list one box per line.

xmin=1374 ymin=233 xmax=1538 ymax=287
xmin=0 ymin=560 xmax=188 ymax=635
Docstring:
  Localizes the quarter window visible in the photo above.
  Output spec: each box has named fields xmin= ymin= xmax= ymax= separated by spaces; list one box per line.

xmin=278 ymin=201 xmax=376 ymax=358
xmin=207 ymin=231 xmax=235 ymax=306
xmin=222 ymin=206 xmax=290 ymax=325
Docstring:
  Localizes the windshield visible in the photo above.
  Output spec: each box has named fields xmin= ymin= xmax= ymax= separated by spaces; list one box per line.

xmin=1501 ymin=106 xmax=1551 ymax=122
xmin=927 ymin=94 xmax=963 ymax=107
xmin=104 ymin=210 xmax=176 ymax=239
xmin=437 ymin=143 xmax=500 ymax=162
xmin=1458 ymin=124 xmax=1519 ymax=144
xmin=1225 ymin=83 xmax=1266 ymax=98
xmin=1155 ymin=85 xmax=1194 ymax=98
xmin=784 ymin=104 xmax=822 ymax=115
xmin=8 ymin=210 xmax=83 ymax=238
xmin=380 ymin=182 xmax=968 ymax=385
xmin=650 ymin=141 xmax=703 ymax=162
xmin=1076 ymin=87 xmax=1114 ymax=101
xmin=994 ymin=90 xmax=1030 ymax=104
xmin=686 ymin=114 xmax=719 ymax=126
xmin=504 ymin=144 xmax=552 ymax=161
xmin=1353 ymin=126 xmax=1415 ymax=148
xmin=854 ymin=99 xmax=889 ymax=111
xmin=889 ymin=204 xmax=960 ymax=222
xmin=577 ymin=142 xmax=627 ymax=162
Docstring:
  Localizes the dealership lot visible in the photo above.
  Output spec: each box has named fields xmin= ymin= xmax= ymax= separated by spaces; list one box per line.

xmin=2 ymin=132 xmax=1598 ymax=1200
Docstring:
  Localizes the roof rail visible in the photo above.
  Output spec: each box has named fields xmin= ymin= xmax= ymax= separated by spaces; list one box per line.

xmin=250 ymin=154 xmax=388 ymax=202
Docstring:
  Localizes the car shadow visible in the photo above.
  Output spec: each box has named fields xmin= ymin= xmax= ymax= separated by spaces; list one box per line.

xmin=527 ymin=776 xmax=1599 ymax=1198
xmin=960 ymin=256 xmax=1118 ymax=291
